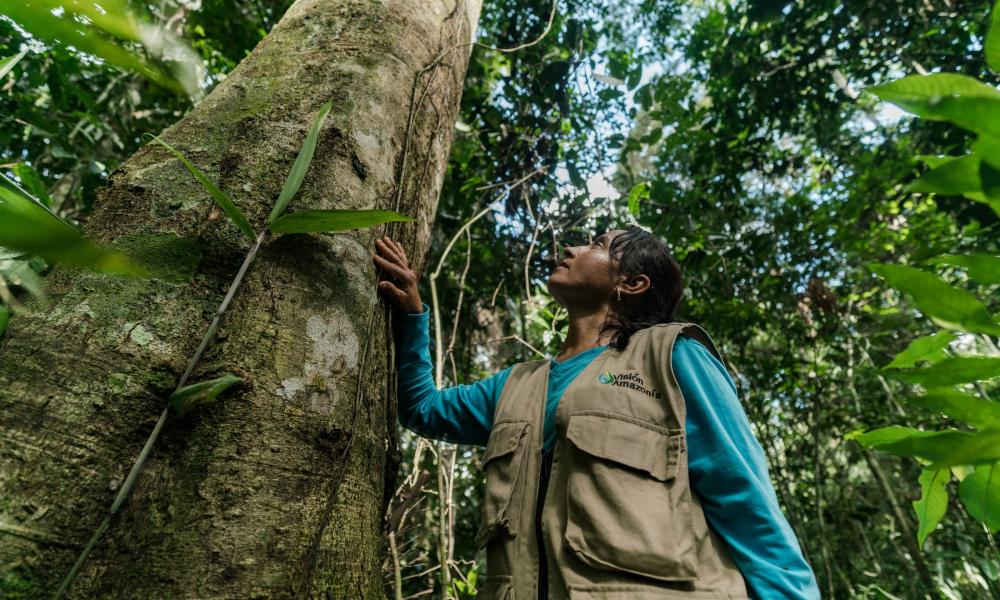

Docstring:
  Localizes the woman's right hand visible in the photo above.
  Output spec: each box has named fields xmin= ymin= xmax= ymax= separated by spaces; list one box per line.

xmin=373 ymin=235 xmax=424 ymax=314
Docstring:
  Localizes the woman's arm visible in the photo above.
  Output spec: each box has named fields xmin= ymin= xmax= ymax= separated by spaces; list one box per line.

xmin=673 ymin=337 xmax=820 ymax=600
xmin=373 ymin=236 xmax=506 ymax=447
xmin=395 ymin=302 xmax=509 ymax=447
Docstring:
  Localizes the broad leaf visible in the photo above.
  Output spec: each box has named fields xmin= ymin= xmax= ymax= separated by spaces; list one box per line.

xmin=887 ymin=356 xmax=1000 ymax=386
xmin=851 ymin=426 xmax=944 ymax=448
xmin=916 ymin=155 xmax=957 ymax=168
xmin=958 ymin=461 xmax=1000 ymax=532
xmin=980 ymin=158 xmax=1000 ymax=218
xmin=871 ymin=73 xmax=1000 ymax=102
xmin=0 ymin=305 xmax=8 ymax=338
xmin=0 ymin=2 xmax=186 ymax=95
xmin=972 ymin=136 xmax=1000 ymax=170
xmin=906 ymin=154 xmax=981 ymax=195
xmin=146 ymin=134 xmax=256 ymax=241
xmin=868 ymin=263 xmax=1000 ymax=334
xmin=907 ymin=389 xmax=1000 ymax=429
xmin=11 ymin=163 xmax=54 ymax=207
xmin=988 ymin=0 xmax=1000 ymax=74
xmin=913 ymin=467 xmax=949 ymax=548
xmin=627 ymin=182 xmax=648 ymax=216
xmin=854 ymin=426 xmax=1000 ymax=466
xmin=869 ymin=74 xmax=1000 ymax=138
xmin=2 ymin=172 xmax=60 ymax=216
xmin=0 ymin=48 xmax=28 ymax=80
xmin=268 ymin=209 xmax=416 ymax=234
xmin=169 ymin=374 xmax=242 ymax=416
xmin=0 ymin=186 xmax=135 ymax=274
xmin=884 ymin=331 xmax=955 ymax=369
xmin=267 ymin=101 xmax=333 ymax=224
xmin=924 ymin=252 xmax=1000 ymax=285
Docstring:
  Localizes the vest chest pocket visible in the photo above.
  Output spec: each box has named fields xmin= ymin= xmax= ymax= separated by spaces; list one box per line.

xmin=475 ymin=420 xmax=532 ymax=549
xmin=563 ymin=411 xmax=698 ymax=582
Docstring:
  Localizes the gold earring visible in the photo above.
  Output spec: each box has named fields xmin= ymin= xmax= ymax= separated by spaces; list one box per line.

xmin=616 ymin=287 xmax=622 ymax=302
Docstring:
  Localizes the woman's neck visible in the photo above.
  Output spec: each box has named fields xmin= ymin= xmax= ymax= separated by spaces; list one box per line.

xmin=556 ymin=304 xmax=613 ymax=361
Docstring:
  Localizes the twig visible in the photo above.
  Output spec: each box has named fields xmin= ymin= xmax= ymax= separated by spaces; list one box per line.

xmin=485 ymin=334 xmax=546 ymax=358
xmin=477 ymin=0 xmax=556 ymax=54
xmin=473 ymin=166 xmax=545 ymax=191
xmin=523 ymin=194 xmax=543 ymax=302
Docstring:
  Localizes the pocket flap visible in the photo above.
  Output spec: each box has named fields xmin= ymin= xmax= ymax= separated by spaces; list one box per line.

xmin=566 ymin=412 xmax=680 ymax=481
xmin=480 ymin=420 xmax=530 ymax=470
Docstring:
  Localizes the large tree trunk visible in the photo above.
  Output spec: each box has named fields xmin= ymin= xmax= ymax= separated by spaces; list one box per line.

xmin=0 ymin=0 xmax=480 ymax=597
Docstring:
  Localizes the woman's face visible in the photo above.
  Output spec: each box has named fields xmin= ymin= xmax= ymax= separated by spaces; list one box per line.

xmin=546 ymin=229 xmax=628 ymax=308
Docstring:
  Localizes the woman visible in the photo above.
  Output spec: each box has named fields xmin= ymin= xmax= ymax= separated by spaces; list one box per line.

xmin=373 ymin=226 xmax=819 ymax=600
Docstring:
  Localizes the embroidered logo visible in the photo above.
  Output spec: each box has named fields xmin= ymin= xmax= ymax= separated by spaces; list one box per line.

xmin=598 ymin=370 xmax=662 ymax=398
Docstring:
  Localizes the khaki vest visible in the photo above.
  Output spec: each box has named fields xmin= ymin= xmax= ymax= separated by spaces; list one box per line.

xmin=473 ymin=323 xmax=750 ymax=600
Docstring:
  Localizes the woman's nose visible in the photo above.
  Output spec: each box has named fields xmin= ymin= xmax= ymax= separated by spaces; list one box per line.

xmin=563 ymin=245 xmax=578 ymax=258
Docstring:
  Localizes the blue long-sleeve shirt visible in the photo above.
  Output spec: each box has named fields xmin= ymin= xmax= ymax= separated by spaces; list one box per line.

xmin=395 ymin=303 xmax=819 ymax=600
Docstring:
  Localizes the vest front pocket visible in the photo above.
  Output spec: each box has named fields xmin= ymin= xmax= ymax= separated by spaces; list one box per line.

xmin=475 ymin=419 xmax=532 ymax=549
xmin=476 ymin=575 xmax=514 ymax=600
xmin=563 ymin=411 xmax=697 ymax=582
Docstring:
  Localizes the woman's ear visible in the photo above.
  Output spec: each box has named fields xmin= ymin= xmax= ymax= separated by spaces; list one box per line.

xmin=619 ymin=274 xmax=651 ymax=298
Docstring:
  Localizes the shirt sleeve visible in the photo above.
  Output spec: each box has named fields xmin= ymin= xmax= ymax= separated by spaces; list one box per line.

xmin=673 ymin=337 xmax=820 ymax=600
xmin=394 ymin=303 xmax=510 ymax=447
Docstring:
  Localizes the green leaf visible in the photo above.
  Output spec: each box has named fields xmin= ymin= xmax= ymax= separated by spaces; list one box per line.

xmin=906 ymin=389 xmax=1000 ymax=429
xmin=987 ymin=0 xmax=1000 ymax=74
xmin=0 ymin=48 xmax=28 ymax=80
xmin=145 ymin=134 xmax=256 ymax=241
xmin=0 ymin=2 xmax=186 ymax=95
xmin=888 ymin=356 xmax=1000 ymax=387
xmin=11 ymin=163 xmax=54 ymax=207
xmin=268 ymin=209 xmax=416 ymax=234
xmin=267 ymin=101 xmax=333 ymax=224
xmin=870 ymin=73 xmax=1000 ymax=102
xmin=168 ymin=374 xmax=242 ymax=416
xmin=958 ymin=461 xmax=1000 ymax=532
xmin=928 ymin=430 xmax=1000 ymax=467
xmin=924 ymin=252 xmax=1000 ymax=284
xmin=868 ymin=263 xmax=1000 ymax=334
xmin=0 ymin=186 xmax=136 ymax=274
xmin=913 ymin=467 xmax=949 ymax=548
xmin=0 ymin=305 xmax=8 ymax=338
xmin=906 ymin=154 xmax=981 ymax=195
xmin=972 ymin=136 xmax=1000 ymax=170
xmin=868 ymin=74 xmax=1000 ymax=138
xmin=852 ymin=426 xmax=942 ymax=447
xmin=951 ymin=464 xmax=975 ymax=482
xmin=627 ymin=182 xmax=648 ymax=216
xmin=979 ymin=158 xmax=1000 ymax=218
xmin=1 ymin=172 xmax=62 ymax=218
xmin=884 ymin=331 xmax=955 ymax=369
xmin=916 ymin=155 xmax=958 ymax=168
xmin=854 ymin=426 xmax=1000 ymax=466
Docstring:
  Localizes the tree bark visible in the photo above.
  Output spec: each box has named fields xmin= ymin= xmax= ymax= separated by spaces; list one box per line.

xmin=0 ymin=0 xmax=481 ymax=597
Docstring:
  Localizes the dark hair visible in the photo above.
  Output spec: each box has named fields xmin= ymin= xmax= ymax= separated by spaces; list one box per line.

xmin=598 ymin=225 xmax=684 ymax=350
